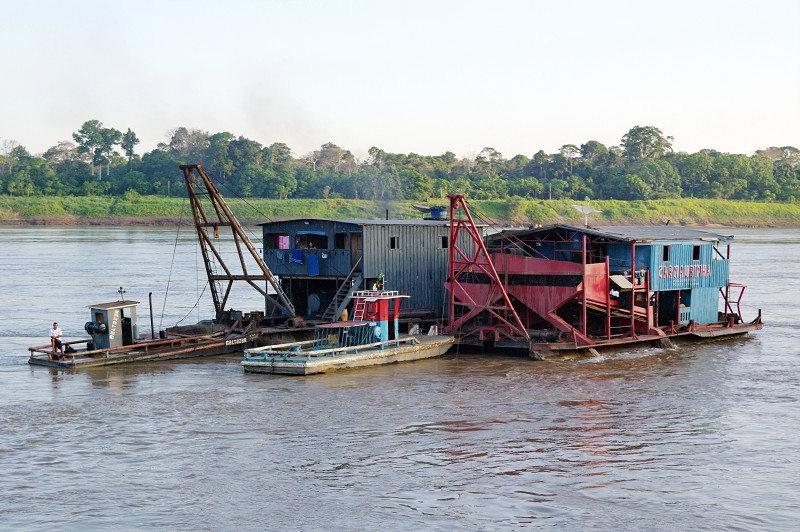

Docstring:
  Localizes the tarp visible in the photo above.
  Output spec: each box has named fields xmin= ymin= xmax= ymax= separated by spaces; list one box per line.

xmin=307 ymin=253 xmax=319 ymax=276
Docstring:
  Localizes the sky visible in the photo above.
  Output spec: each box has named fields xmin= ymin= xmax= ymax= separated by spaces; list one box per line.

xmin=1 ymin=0 xmax=798 ymax=161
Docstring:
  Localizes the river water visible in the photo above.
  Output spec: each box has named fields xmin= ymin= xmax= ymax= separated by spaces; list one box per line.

xmin=1 ymin=226 xmax=798 ymax=530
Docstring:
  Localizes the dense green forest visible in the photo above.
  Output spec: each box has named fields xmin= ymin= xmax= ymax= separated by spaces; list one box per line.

xmin=1 ymin=121 xmax=799 ymax=203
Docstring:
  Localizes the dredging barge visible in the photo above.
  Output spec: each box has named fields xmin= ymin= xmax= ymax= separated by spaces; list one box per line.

xmin=443 ymin=194 xmax=762 ymax=359
xmin=28 ymin=164 xmax=310 ymax=369
xmin=28 ymin=163 xmax=762 ymax=368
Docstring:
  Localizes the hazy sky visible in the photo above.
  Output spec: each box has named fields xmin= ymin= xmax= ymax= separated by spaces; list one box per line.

xmin=2 ymin=0 xmax=798 ymax=160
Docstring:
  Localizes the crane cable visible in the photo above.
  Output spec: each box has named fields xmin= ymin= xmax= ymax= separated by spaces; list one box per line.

xmin=159 ymin=204 xmax=184 ymax=332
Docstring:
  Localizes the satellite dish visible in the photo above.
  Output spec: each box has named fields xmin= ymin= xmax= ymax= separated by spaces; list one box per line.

xmin=571 ymin=203 xmax=602 ymax=227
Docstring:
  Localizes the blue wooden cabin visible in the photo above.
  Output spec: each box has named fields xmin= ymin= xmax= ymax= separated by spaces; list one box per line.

xmin=491 ymin=224 xmax=733 ymax=327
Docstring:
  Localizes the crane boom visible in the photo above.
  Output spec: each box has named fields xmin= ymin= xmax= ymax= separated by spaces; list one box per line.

xmin=179 ymin=164 xmax=296 ymax=321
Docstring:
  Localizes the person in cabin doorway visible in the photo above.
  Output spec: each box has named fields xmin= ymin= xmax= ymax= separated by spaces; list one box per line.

xmin=49 ymin=322 xmax=64 ymax=357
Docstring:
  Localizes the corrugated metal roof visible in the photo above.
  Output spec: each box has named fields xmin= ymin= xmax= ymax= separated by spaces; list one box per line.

xmin=497 ymin=223 xmax=732 ymax=243
xmin=260 ymin=218 xmax=486 ymax=227
xmin=87 ymin=301 xmax=140 ymax=310
xmin=593 ymin=225 xmax=733 ymax=242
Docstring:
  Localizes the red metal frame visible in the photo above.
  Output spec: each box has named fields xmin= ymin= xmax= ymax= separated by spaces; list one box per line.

xmin=444 ymin=195 xmax=529 ymax=342
xmin=721 ymin=282 xmax=748 ymax=322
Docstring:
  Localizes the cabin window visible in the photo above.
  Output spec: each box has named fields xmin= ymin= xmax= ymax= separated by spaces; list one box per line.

xmin=390 ymin=236 xmax=400 ymax=249
xmin=295 ymin=232 xmax=328 ymax=250
xmin=334 ymin=232 xmax=349 ymax=250
xmin=441 ymin=236 xmax=448 ymax=249
xmin=662 ymin=245 xmax=670 ymax=262
xmin=265 ymin=233 xmax=290 ymax=249
xmin=692 ymin=245 xmax=701 ymax=261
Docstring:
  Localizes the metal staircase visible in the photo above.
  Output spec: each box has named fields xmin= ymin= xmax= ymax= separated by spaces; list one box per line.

xmin=321 ymin=258 xmax=364 ymax=321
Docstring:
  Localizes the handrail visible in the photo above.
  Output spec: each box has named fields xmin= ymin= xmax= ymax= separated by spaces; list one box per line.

xmin=321 ymin=256 xmax=364 ymax=321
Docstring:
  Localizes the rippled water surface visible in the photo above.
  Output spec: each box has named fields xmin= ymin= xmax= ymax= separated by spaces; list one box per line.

xmin=1 ymin=226 xmax=799 ymax=530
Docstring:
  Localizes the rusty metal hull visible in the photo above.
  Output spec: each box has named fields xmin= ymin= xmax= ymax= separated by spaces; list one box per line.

xmin=526 ymin=321 xmax=763 ymax=360
xmin=28 ymin=332 xmax=262 ymax=369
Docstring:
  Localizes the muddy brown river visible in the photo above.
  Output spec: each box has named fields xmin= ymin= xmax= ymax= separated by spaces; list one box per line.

xmin=1 ymin=226 xmax=798 ymax=530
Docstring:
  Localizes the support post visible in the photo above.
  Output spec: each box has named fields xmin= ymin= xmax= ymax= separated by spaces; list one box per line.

xmin=149 ymin=291 xmax=155 ymax=340
xmin=582 ymin=234 xmax=587 ymax=337
xmin=605 ymin=256 xmax=611 ymax=340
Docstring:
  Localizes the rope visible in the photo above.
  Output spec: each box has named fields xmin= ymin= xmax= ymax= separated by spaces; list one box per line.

xmin=159 ymin=223 xmax=182 ymax=331
xmin=203 ymin=168 xmax=275 ymax=246
xmin=174 ymin=283 xmax=210 ymax=326
xmin=196 ymin=227 xmax=200 ymax=323
xmin=202 ymin=168 xmax=368 ymax=281
xmin=467 ymin=201 xmax=549 ymax=260
xmin=738 ymin=303 xmax=784 ymax=320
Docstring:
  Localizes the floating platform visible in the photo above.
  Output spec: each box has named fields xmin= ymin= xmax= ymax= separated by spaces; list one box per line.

xmin=28 ymin=326 xmax=262 ymax=369
xmin=27 ymin=323 xmax=314 ymax=369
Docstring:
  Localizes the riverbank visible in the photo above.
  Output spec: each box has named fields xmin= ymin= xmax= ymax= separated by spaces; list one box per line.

xmin=2 ymin=195 xmax=799 ymax=227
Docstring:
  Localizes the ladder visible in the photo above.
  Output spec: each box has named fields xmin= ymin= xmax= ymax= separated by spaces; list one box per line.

xmin=352 ymin=298 xmax=366 ymax=321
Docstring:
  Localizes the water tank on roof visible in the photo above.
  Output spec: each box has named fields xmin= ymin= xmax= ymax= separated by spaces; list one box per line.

xmin=429 ymin=206 xmax=447 ymax=220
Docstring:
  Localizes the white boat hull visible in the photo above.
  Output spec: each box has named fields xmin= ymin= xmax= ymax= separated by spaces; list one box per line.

xmin=242 ymin=335 xmax=454 ymax=375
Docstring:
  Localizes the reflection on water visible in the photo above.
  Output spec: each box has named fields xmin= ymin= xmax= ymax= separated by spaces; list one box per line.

xmin=1 ymin=227 xmax=800 ymax=530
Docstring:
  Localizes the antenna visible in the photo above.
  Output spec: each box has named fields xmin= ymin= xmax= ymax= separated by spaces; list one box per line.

xmin=571 ymin=201 xmax=602 ymax=227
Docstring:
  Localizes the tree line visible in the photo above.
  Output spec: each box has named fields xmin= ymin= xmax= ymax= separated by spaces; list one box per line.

xmin=1 ymin=122 xmax=798 ymax=202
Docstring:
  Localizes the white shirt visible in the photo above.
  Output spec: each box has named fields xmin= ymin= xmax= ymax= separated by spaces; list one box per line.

xmin=49 ymin=327 xmax=62 ymax=338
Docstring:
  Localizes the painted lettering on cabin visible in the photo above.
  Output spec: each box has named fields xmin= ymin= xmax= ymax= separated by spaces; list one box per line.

xmin=109 ymin=310 xmax=119 ymax=340
xmin=657 ymin=264 xmax=711 ymax=279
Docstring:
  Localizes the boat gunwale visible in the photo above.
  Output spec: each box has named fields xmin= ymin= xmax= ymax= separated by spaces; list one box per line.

xmin=244 ymin=335 xmax=424 ymax=360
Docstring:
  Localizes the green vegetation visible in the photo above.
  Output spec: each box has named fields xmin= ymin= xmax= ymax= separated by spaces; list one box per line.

xmin=1 ymin=195 xmax=798 ymax=227
xmin=1 ymin=121 xmax=799 ymax=221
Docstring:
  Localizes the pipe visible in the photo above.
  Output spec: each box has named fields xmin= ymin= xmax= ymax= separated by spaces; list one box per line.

xmin=149 ymin=292 xmax=155 ymax=340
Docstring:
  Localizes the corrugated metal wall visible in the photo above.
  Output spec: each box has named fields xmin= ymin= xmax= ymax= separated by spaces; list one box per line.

xmin=262 ymin=219 xmax=480 ymax=316
xmin=688 ymin=287 xmax=720 ymax=324
xmin=363 ymin=224 xmax=454 ymax=314
xmin=648 ymin=242 xmax=728 ymax=291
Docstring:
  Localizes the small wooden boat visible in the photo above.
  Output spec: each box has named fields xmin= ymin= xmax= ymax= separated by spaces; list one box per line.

xmin=242 ymin=290 xmax=454 ymax=375
xmin=28 ymin=299 xmax=261 ymax=369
